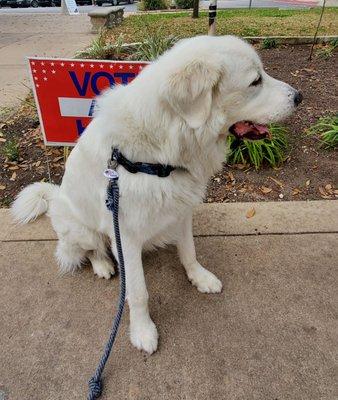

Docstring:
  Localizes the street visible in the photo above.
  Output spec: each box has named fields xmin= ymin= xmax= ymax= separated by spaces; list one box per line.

xmin=0 ymin=0 xmax=318 ymax=14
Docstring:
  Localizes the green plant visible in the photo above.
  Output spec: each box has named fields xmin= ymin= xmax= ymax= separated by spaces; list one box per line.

xmin=261 ymin=38 xmax=278 ymax=49
xmin=132 ymin=29 xmax=178 ymax=61
xmin=139 ymin=0 xmax=167 ymax=11
xmin=175 ymin=0 xmax=193 ymax=9
xmin=315 ymin=39 xmax=338 ymax=59
xmin=227 ymin=124 xmax=288 ymax=169
xmin=307 ymin=115 xmax=338 ymax=149
xmin=2 ymin=139 xmax=20 ymax=162
xmin=75 ymin=31 xmax=127 ymax=60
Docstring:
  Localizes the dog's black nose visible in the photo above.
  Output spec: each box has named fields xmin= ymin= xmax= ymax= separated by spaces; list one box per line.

xmin=294 ymin=91 xmax=303 ymax=106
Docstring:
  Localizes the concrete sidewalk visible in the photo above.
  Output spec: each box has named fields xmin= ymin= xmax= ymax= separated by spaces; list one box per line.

xmin=0 ymin=14 xmax=95 ymax=108
xmin=0 ymin=201 xmax=337 ymax=400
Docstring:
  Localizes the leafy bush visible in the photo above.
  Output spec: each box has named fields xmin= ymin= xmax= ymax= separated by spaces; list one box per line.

xmin=139 ymin=0 xmax=167 ymax=10
xmin=75 ymin=31 xmax=126 ymax=60
xmin=261 ymin=38 xmax=278 ymax=49
xmin=2 ymin=139 xmax=20 ymax=162
xmin=175 ymin=0 xmax=194 ymax=9
xmin=316 ymin=39 xmax=338 ymax=59
xmin=227 ymin=124 xmax=288 ymax=169
xmin=132 ymin=30 xmax=178 ymax=61
xmin=307 ymin=115 xmax=338 ymax=149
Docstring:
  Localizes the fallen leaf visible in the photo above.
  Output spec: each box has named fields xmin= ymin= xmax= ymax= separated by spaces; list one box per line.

xmin=292 ymin=188 xmax=301 ymax=195
xmin=53 ymin=156 xmax=63 ymax=162
xmin=233 ymin=163 xmax=246 ymax=170
xmin=8 ymin=165 xmax=19 ymax=170
xmin=260 ymin=186 xmax=272 ymax=194
xmin=10 ymin=172 xmax=17 ymax=181
xmin=246 ymin=207 xmax=256 ymax=219
xmin=334 ymin=190 xmax=338 ymax=195
xmin=325 ymin=184 xmax=333 ymax=194
xmin=0 ymin=137 xmax=6 ymax=143
xmin=269 ymin=177 xmax=284 ymax=188
xmin=227 ymin=172 xmax=235 ymax=182
xmin=0 ymin=185 xmax=6 ymax=190
xmin=35 ymin=161 xmax=41 ymax=167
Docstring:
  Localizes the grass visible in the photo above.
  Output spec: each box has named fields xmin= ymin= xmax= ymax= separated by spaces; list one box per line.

xmin=307 ymin=114 xmax=338 ymax=149
xmin=227 ymin=124 xmax=288 ymax=170
xmin=315 ymin=38 xmax=338 ymax=59
xmin=2 ymin=139 xmax=20 ymax=162
xmin=106 ymin=8 xmax=338 ymax=44
xmin=261 ymin=37 xmax=279 ymax=49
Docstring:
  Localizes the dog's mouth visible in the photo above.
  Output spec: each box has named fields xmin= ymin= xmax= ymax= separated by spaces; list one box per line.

xmin=229 ymin=121 xmax=271 ymax=140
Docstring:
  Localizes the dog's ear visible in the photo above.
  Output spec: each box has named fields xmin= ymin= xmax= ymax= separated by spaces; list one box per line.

xmin=161 ymin=60 xmax=221 ymax=129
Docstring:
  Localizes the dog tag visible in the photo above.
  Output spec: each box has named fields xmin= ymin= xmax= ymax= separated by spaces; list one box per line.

xmin=103 ymin=169 xmax=119 ymax=180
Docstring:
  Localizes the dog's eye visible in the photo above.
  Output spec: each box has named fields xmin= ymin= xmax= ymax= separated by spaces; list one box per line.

xmin=250 ymin=75 xmax=262 ymax=87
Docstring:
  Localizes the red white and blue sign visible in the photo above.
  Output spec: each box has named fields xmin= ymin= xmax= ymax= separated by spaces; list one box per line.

xmin=28 ymin=58 xmax=149 ymax=146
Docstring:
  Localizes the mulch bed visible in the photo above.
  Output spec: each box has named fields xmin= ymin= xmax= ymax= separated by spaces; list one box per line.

xmin=0 ymin=44 xmax=337 ymax=207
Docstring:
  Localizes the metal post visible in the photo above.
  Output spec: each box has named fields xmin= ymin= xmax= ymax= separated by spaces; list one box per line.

xmin=249 ymin=0 xmax=252 ymax=9
xmin=208 ymin=0 xmax=217 ymax=36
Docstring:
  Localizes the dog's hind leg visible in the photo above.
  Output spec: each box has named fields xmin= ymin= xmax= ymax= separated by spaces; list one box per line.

xmin=55 ymin=239 xmax=87 ymax=274
xmin=88 ymin=249 xmax=116 ymax=280
xmin=176 ymin=212 xmax=223 ymax=293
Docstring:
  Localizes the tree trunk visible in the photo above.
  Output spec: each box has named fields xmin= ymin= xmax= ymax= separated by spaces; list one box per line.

xmin=192 ymin=0 xmax=199 ymax=18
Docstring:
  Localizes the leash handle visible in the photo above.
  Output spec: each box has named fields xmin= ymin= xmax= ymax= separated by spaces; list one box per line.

xmin=87 ymin=170 xmax=126 ymax=400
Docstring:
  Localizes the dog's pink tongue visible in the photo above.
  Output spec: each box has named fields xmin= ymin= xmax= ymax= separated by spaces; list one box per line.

xmin=230 ymin=121 xmax=270 ymax=140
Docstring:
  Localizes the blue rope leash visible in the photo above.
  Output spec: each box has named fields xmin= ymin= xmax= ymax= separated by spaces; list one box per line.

xmin=87 ymin=170 xmax=126 ymax=400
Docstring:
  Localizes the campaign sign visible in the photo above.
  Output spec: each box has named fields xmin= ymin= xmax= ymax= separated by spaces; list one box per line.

xmin=28 ymin=58 xmax=149 ymax=146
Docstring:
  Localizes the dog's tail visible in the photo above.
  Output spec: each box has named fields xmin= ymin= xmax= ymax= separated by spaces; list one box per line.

xmin=11 ymin=182 xmax=59 ymax=224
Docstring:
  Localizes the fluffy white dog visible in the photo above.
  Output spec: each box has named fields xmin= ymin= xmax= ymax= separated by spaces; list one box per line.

xmin=12 ymin=35 xmax=302 ymax=354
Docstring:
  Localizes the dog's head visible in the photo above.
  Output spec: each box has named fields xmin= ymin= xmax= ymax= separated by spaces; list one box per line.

xmin=158 ymin=35 xmax=302 ymax=137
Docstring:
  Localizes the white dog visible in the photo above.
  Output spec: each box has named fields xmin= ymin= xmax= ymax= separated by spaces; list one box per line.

xmin=12 ymin=35 xmax=301 ymax=354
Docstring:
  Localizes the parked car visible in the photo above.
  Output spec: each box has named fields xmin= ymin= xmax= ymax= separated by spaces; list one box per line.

xmin=7 ymin=0 xmax=55 ymax=6
xmin=96 ymin=0 xmax=134 ymax=5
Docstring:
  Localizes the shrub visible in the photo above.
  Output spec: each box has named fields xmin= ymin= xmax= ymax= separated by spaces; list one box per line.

xmin=175 ymin=0 xmax=194 ymax=9
xmin=227 ymin=124 xmax=288 ymax=169
xmin=307 ymin=115 xmax=338 ymax=149
xmin=139 ymin=0 xmax=167 ymax=10
xmin=261 ymin=38 xmax=278 ymax=49
xmin=131 ymin=29 xmax=178 ymax=61
xmin=2 ymin=139 xmax=20 ymax=162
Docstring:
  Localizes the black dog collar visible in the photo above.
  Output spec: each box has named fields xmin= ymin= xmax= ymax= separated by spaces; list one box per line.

xmin=110 ymin=148 xmax=177 ymax=178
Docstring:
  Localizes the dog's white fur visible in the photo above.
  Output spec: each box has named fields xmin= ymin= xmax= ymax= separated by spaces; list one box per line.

xmin=12 ymin=36 xmax=299 ymax=354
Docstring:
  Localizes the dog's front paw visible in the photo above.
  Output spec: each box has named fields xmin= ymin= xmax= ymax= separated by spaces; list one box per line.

xmin=188 ymin=266 xmax=222 ymax=293
xmin=130 ymin=318 xmax=158 ymax=354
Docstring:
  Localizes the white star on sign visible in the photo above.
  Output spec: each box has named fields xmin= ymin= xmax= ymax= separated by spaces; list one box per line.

xmin=50 ymin=62 xmax=54 ymax=66
xmin=52 ymin=70 xmax=56 ymax=74
xmin=44 ymin=77 xmax=48 ymax=81
xmin=119 ymin=65 xmax=123 ymax=69
xmin=42 ymin=69 xmax=46 ymax=74
xmin=139 ymin=66 xmax=143 ymax=70
xmin=90 ymin=64 xmax=94 ymax=68
xmin=33 ymin=69 xmax=37 ymax=73
xmin=109 ymin=64 xmax=114 ymax=69
xmin=100 ymin=64 xmax=104 ymax=68
xmin=34 ymin=77 xmax=38 ymax=81
xmin=129 ymin=65 xmax=133 ymax=70
xmin=80 ymin=63 xmax=84 ymax=68
xmin=41 ymin=62 xmax=45 ymax=66
xmin=36 ymin=84 xmax=39 ymax=87
xmin=61 ymin=62 xmax=65 ymax=67
xmin=70 ymin=63 xmax=75 ymax=67
xmin=31 ymin=61 xmax=35 ymax=65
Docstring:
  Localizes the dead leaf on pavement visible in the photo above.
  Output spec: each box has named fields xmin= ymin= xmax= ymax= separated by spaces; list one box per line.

xmin=260 ymin=186 xmax=272 ymax=194
xmin=8 ymin=165 xmax=19 ymax=171
xmin=305 ymin=179 xmax=311 ymax=187
xmin=35 ymin=161 xmax=41 ymax=167
xmin=0 ymin=185 xmax=6 ymax=190
xmin=10 ymin=172 xmax=17 ymax=181
xmin=0 ymin=137 xmax=6 ymax=143
xmin=292 ymin=188 xmax=301 ymax=195
xmin=246 ymin=207 xmax=256 ymax=219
